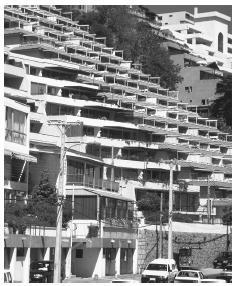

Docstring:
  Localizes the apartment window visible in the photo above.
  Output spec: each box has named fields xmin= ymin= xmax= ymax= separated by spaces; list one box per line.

xmin=200 ymin=71 xmax=217 ymax=80
xmin=187 ymin=38 xmax=192 ymax=44
xmin=185 ymin=86 xmax=192 ymax=93
xmin=47 ymin=86 xmax=57 ymax=95
xmin=31 ymin=82 xmax=46 ymax=95
xmin=228 ymin=47 xmax=232 ymax=54
xmin=185 ymin=13 xmax=194 ymax=21
xmin=228 ymin=38 xmax=232 ymax=44
xmin=5 ymin=107 xmax=27 ymax=145
xmin=25 ymin=64 xmax=29 ymax=74
xmin=201 ymin=99 xmax=206 ymax=105
xmin=76 ymin=249 xmax=83 ymax=258
xmin=218 ymin=32 xmax=223 ymax=52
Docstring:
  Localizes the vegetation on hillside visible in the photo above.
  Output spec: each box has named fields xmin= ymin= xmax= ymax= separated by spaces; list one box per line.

xmin=60 ymin=5 xmax=183 ymax=89
xmin=210 ymin=74 xmax=232 ymax=133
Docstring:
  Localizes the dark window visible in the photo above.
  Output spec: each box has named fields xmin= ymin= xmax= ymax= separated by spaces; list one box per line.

xmin=201 ymin=99 xmax=206 ymax=105
xmin=187 ymin=38 xmax=192 ymax=44
xmin=185 ymin=86 xmax=192 ymax=93
xmin=228 ymin=38 xmax=232 ymax=44
xmin=17 ymin=248 xmax=25 ymax=257
xmin=76 ymin=249 xmax=83 ymax=258
xmin=218 ymin=32 xmax=223 ymax=52
xmin=74 ymin=196 xmax=97 ymax=219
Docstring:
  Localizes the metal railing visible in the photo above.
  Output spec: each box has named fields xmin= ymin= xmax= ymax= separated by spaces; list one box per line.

xmin=5 ymin=128 xmax=26 ymax=145
xmin=66 ymin=174 xmax=119 ymax=192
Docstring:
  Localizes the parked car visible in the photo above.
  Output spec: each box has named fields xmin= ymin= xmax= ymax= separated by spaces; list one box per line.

xmin=217 ymin=265 xmax=232 ymax=283
xmin=174 ymin=270 xmax=204 ymax=283
xmin=141 ymin=258 xmax=178 ymax=283
xmin=30 ymin=260 xmax=54 ymax=283
xmin=213 ymin=252 xmax=232 ymax=268
xmin=201 ymin=279 xmax=226 ymax=283
xmin=111 ymin=279 xmax=139 ymax=283
xmin=4 ymin=270 xmax=12 ymax=283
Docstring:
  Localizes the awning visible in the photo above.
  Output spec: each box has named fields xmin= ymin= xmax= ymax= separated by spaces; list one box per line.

xmin=4 ymin=149 xmax=37 ymax=163
xmin=66 ymin=186 xmax=135 ymax=202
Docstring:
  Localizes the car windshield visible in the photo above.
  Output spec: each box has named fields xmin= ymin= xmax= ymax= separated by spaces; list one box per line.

xmin=147 ymin=264 xmax=167 ymax=271
xmin=177 ymin=271 xmax=199 ymax=278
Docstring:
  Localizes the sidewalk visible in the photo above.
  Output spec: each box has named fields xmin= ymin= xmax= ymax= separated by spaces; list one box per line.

xmin=63 ymin=274 xmax=141 ymax=283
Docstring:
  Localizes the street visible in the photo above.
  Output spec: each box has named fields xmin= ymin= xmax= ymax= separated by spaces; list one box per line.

xmin=63 ymin=268 xmax=225 ymax=283
xmin=63 ymin=274 xmax=141 ymax=283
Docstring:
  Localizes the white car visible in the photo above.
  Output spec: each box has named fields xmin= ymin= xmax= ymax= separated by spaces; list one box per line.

xmin=141 ymin=258 xmax=178 ymax=283
xmin=201 ymin=278 xmax=226 ymax=283
xmin=174 ymin=270 xmax=204 ymax=283
xmin=111 ymin=279 xmax=139 ymax=283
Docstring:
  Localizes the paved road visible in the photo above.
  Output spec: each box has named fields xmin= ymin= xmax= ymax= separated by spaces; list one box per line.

xmin=63 ymin=274 xmax=141 ymax=283
xmin=63 ymin=268 xmax=224 ymax=283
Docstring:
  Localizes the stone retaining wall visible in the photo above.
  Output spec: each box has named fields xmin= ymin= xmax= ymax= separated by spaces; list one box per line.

xmin=137 ymin=228 xmax=232 ymax=272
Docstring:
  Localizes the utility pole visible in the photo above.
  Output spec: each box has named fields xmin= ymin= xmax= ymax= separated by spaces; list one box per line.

xmin=53 ymin=122 xmax=66 ymax=283
xmin=48 ymin=119 xmax=80 ymax=282
xmin=168 ymin=161 xmax=174 ymax=260
xmin=159 ymin=192 xmax=163 ymax=258
xmin=207 ymin=175 xmax=211 ymax=224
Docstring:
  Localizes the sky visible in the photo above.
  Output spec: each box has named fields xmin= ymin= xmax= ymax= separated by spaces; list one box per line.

xmin=144 ymin=5 xmax=232 ymax=32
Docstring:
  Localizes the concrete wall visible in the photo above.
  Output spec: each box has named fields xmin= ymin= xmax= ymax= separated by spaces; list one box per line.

xmin=137 ymin=223 xmax=232 ymax=272
xmin=72 ymin=247 xmax=104 ymax=277
xmin=176 ymin=66 xmax=220 ymax=105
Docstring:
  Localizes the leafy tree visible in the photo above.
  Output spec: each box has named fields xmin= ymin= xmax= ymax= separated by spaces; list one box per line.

xmin=60 ymin=5 xmax=183 ymax=89
xmin=5 ymin=170 xmax=72 ymax=232
xmin=210 ymin=74 xmax=232 ymax=133
xmin=4 ymin=201 xmax=32 ymax=233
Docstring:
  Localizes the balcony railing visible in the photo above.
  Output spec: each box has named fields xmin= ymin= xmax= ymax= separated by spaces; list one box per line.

xmin=5 ymin=128 xmax=26 ymax=145
xmin=67 ymin=174 xmax=119 ymax=192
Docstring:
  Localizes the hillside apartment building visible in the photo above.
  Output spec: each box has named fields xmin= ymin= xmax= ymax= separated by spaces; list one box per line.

xmin=4 ymin=5 xmax=232 ymax=282
xmin=158 ymin=7 xmax=232 ymax=116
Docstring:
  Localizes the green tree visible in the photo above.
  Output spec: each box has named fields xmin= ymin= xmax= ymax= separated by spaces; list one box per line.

xmin=27 ymin=170 xmax=72 ymax=227
xmin=5 ymin=171 xmax=71 ymax=231
xmin=210 ymin=74 xmax=232 ymax=133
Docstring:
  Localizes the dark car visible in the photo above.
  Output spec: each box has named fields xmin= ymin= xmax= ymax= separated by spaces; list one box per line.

xmin=30 ymin=260 xmax=54 ymax=283
xmin=217 ymin=265 xmax=232 ymax=283
xmin=213 ymin=252 xmax=232 ymax=269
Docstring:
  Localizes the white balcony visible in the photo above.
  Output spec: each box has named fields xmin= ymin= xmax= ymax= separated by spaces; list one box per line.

xmin=4 ymin=63 xmax=25 ymax=78
xmin=103 ymin=158 xmax=172 ymax=171
xmin=4 ymin=179 xmax=28 ymax=192
xmin=30 ymin=132 xmax=59 ymax=146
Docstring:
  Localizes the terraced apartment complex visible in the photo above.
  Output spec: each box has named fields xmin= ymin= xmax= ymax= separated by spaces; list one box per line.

xmin=4 ymin=5 xmax=232 ymax=282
